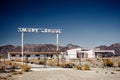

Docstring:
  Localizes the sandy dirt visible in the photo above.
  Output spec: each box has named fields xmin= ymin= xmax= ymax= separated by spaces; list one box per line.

xmin=13 ymin=68 xmax=120 ymax=80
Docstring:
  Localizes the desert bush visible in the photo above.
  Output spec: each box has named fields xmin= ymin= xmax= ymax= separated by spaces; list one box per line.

xmin=5 ymin=61 xmax=21 ymax=69
xmin=46 ymin=60 xmax=55 ymax=66
xmin=29 ymin=59 xmax=38 ymax=64
xmin=59 ymin=62 xmax=66 ymax=68
xmin=117 ymin=61 xmax=120 ymax=67
xmin=82 ymin=64 xmax=90 ymax=70
xmin=11 ymin=58 xmax=15 ymax=61
xmin=102 ymin=59 xmax=113 ymax=67
xmin=53 ymin=58 xmax=59 ymax=63
xmin=69 ymin=59 xmax=76 ymax=63
xmin=11 ymin=62 xmax=21 ymax=69
xmin=9 ymin=70 xmax=23 ymax=75
xmin=64 ymin=63 xmax=74 ymax=68
xmin=18 ymin=71 xmax=23 ymax=74
xmin=0 ymin=65 xmax=5 ymax=72
xmin=4 ymin=61 xmax=12 ymax=65
xmin=38 ymin=59 xmax=45 ymax=65
xmin=111 ymin=72 xmax=115 ymax=74
xmin=86 ymin=58 xmax=92 ymax=62
xmin=60 ymin=62 xmax=75 ymax=68
xmin=15 ymin=58 xmax=22 ymax=62
xmin=10 ymin=72 xmax=18 ymax=75
xmin=8 ymin=74 xmax=12 ymax=77
xmin=21 ymin=64 xmax=31 ymax=72
xmin=74 ymin=65 xmax=82 ymax=70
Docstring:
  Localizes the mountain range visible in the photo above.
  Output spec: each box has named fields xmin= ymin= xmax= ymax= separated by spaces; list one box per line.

xmin=96 ymin=43 xmax=120 ymax=55
xmin=0 ymin=43 xmax=120 ymax=58
xmin=0 ymin=44 xmax=80 ymax=58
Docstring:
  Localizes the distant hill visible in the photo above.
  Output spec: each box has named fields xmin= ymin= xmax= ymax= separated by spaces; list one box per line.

xmin=96 ymin=43 xmax=120 ymax=55
xmin=0 ymin=44 xmax=80 ymax=58
xmin=1 ymin=43 xmax=120 ymax=58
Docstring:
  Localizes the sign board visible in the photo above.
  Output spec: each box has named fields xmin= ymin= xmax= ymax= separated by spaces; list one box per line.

xmin=18 ymin=28 xmax=61 ymax=33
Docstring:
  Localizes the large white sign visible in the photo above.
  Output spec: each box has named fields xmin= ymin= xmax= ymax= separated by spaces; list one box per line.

xmin=18 ymin=28 xmax=61 ymax=33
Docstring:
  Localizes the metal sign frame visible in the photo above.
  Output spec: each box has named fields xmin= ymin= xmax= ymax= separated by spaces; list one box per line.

xmin=18 ymin=28 xmax=61 ymax=65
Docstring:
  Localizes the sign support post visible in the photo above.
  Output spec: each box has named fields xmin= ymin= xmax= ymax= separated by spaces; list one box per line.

xmin=21 ymin=32 xmax=24 ymax=65
xmin=56 ymin=33 xmax=59 ymax=66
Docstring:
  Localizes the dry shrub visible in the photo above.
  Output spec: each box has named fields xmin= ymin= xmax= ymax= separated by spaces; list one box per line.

xmin=0 ymin=61 xmax=22 ymax=73
xmin=5 ymin=61 xmax=21 ymax=69
xmin=74 ymin=65 xmax=82 ymax=70
xmin=59 ymin=62 xmax=66 ymax=68
xmin=10 ymin=72 xmax=18 ymax=75
xmin=11 ymin=62 xmax=21 ymax=69
xmin=11 ymin=58 xmax=21 ymax=62
xmin=111 ymin=72 xmax=115 ymax=74
xmin=18 ymin=71 xmax=23 ymax=74
xmin=29 ymin=59 xmax=38 ymax=64
xmin=86 ymin=58 xmax=92 ymax=62
xmin=21 ymin=64 xmax=31 ymax=72
xmin=117 ymin=61 xmax=120 ymax=67
xmin=15 ymin=58 xmax=21 ymax=62
xmin=102 ymin=59 xmax=113 ymax=67
xmin=11 ymin=58 xmax=15 ymax=61
xmin=8 ymin=74 xmax=12 ymax=77
xmin=54 ymin=58 xmax=59 ymax=63
xmin=9 ymin=71 xmax=23 ymax=75
xmin=69 ymin=59 xmax=76 ymax=63
xmin=38 ymin=59 xmax=45 ymax=65
xmin=46 ymin=60 xmax=55 ymax=66
xmin=82 ymin=64 xmax=90 ymax=70
xmin=4 ymin=61 xmax=12 ymax=65
xmin=59 ymin=62 xmax=75 ymax=68
xmin=0 ymin=65 xmax=5 ymax=72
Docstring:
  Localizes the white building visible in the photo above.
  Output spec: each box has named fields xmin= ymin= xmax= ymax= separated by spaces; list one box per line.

xmin=66 ymin=48 xmax=82 ymax=59
xmin=66 ymin=48 xmax=115 ymax=59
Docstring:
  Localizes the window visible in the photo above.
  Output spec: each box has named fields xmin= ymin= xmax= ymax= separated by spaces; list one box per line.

xmin=35 ymin=54 xmax=39 ymax=57
xmin=26 ymin=55 xmax=30 ymax=57
xmin=11 ymin=54 xmax=15 ymax=57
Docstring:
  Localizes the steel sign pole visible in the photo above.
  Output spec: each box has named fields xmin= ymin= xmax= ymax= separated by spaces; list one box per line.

xmin=21 ymin=32 xmax=24 ymax=65
xmin=56 ymin=33 xmax=59 ymax=51
xmin=56 ymin=33 xmax=59 ymax=66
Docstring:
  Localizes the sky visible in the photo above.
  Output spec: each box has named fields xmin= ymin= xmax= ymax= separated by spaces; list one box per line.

xmin=0 ymin=0 xmax=120 ymax=48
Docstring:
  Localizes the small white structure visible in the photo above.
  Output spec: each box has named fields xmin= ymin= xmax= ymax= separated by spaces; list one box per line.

xmin=66 ymin=48 xmax=115 ymax=60
xmin=66 ymin=48 xmax=81 ymax=59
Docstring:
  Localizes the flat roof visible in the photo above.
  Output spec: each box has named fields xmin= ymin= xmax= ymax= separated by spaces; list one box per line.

xmin=94 ymin=50 xmax=115 ymax=53
xmin=8 ymin=52 xmax=59 ymax=55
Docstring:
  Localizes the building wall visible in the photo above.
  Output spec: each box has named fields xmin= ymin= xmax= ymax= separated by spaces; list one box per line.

xmin=66 ymin=48 xmax=115 ymax=59
xmin=66 ymin=48 xmax=81 ymax=59
xmin=87 ymin=50 xmax=95 ymax=58
xmin=8 ymin=53 xmax=57 ymax=60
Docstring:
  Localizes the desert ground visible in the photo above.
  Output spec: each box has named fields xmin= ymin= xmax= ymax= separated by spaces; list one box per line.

xmin=1 ymin=57 xmax=120 ymax=80
xmin=12 ymin=67 xmax=120 ymax=80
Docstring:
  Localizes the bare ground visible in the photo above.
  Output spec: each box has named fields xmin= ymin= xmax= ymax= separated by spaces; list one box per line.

xmin=13 ymin=68 xmax=120 ymax=80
